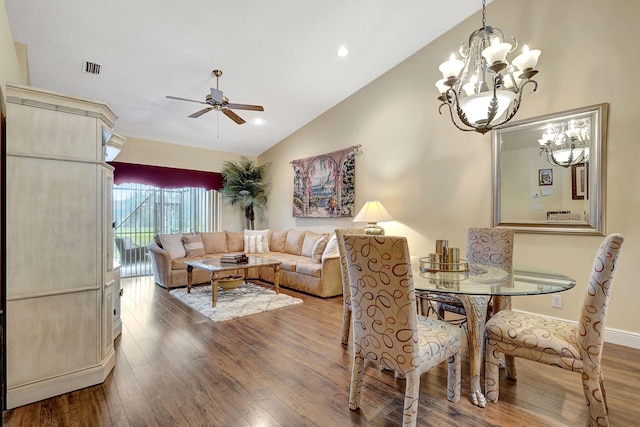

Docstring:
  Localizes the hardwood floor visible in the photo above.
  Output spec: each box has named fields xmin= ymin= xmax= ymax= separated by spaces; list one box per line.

xmin=4 ymin=276 xmax=640 ymax=426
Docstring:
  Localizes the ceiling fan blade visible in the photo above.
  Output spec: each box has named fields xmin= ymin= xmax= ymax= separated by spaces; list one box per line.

xmin=210 ymin=88 xmax=223 ymax=103
xmin=188 ymin=107 xmax=213 ymax=118
xmin=166 ymin=95 xmax=208 ymax=105
xmin=223 ymin=109 xmax=246 ymax=124
xmin=227 ymin=102 xmax=264 ymax=111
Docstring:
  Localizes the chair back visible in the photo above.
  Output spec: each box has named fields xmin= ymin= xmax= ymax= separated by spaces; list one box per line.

xmin=466 ymin=228 xmax=514 ymax=272
xmin=578 ymin=233 xmax=624 ymax=365
xmin=335 ymin=228 xmax=367 ymax=307
xmin=344 ymin=234 xmax=418 ymax=374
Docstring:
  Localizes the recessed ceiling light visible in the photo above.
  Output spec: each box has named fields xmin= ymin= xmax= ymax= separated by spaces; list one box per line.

xmin=337 ymin=46 xmax=349 ymax=57
xmin=253 ymin=118 xmax=265 ymax=125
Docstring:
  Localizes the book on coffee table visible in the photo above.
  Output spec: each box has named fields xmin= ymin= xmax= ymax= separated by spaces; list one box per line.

xmin=220 ymin=253 xmax=249 ymax=264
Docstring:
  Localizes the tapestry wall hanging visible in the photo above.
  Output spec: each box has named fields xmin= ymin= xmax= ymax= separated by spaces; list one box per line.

xmin=291 ymin=146 xmax=358 ymax=218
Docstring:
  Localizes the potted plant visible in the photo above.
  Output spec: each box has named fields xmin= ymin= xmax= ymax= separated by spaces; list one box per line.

xmin=220 ymin=157 xmax=271 ymax=230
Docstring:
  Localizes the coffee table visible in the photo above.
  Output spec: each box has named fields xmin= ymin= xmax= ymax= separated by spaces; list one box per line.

xmin=185 ymin=256 xmax=282 ymax=307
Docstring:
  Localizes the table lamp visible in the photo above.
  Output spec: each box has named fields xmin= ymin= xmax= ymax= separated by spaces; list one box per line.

xmin=353 ymin=200 xmax=393 ymax=235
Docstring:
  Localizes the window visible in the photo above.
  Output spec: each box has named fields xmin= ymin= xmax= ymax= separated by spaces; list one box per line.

xmin=113 ymin=183 xmax=221 ymax=277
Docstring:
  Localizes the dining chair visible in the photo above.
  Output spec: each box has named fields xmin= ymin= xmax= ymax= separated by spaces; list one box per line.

xmin=335 ymin=228 xmax=367 ymax=346
xmin=344 ymin=234 xmax=462 ymax=427
xmin=436 ymin=227 xmax=515 ymax=320
xmin=484 ymin=233 xmax=624 ymax=427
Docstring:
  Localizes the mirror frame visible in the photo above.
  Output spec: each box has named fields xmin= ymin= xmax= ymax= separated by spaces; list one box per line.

xmin=491 ymin=103 xmax=609 ymax=235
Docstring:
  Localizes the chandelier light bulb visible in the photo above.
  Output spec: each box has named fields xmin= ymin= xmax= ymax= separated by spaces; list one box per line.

xmin=435 ymin=78 xmax=448 ymax=94
xmin=512 ymin=44 xmax=541 ymax=71
xmin=481 ymin=37 xmax=512 ymax=65
xmin=462 ymin=75 xmax=479 ymax=96
xmin=439 ymin=53 xmax=464 ymax=79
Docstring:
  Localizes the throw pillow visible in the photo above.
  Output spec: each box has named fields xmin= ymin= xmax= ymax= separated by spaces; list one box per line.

xmin=244 ymin=229 xmax=271 ymax=252
xmin=284 ymin=229 xmax=306 ymax=255
xmin=244 ymin=234 xmax=267 ymax=254
xmin=322 ymin=234 xmax=339 ymax=261
xmin=301 ymin=231 xmax=323 ymax=258
xmin=311 ymin=233 xmax=330 ymax=263
xmin=200 ymin=232 xmax=228 ymax=254
xmin=158 ymin=233 xmax=186 ymax=259
xmin=183 ymin=234 xmax=205 ymax=257
xmin=225 ymin=231 xmax=245 ymax=252
xmin=270 ymin=230 xmax=288 ymax=252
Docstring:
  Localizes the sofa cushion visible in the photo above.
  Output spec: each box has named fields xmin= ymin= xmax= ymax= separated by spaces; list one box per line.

xmin=200 ymin=232 xmax=228 ymax=254
xmin=171 ymin=255 xmax=211 ymax=271
xmin=284 ymin=229 xmax=306 ymax=255
xmin=158 ymin=233 xmax=187 ymax=259
xmin=270 ymin=229 xmax=288 ymax=252
xmin=301 ymin=231 xmax=323 ymax=257
xmin=312 ymin=233 xmax=330 ymax=263
xmin=295 ymin=261 xmax=322 ymax=278
xmin=244 ymin=234 xmax=267 ymax=253
xmin=244 ymin=229 xmax=271 ymax=252
xmin=183 ymin=234 xmax=205 ymax=257
xmin=322 ymin=234 xmax=339 ymax=261
xmin=226 ymin=231 xmax=245 ymax=252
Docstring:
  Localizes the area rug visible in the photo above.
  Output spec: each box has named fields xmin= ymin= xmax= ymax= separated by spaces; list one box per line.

xmin=169 ymin=282 xmax=303 ymax=322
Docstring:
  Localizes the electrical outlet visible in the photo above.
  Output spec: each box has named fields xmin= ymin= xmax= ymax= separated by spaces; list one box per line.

xmin=551 ymin=295 xmax=563 ymax=308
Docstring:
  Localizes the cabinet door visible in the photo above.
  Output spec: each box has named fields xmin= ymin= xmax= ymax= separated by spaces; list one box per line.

xmin=103 ymin=283 xmax=114 ymax=358
xmin=113 ymin=267 xmax=122 ymax=339
xmin=103 ymin=168 xmax=114 ymax=273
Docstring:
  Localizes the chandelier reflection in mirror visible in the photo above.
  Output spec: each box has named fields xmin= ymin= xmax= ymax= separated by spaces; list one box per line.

xmin=436 ymin=0 xmax=541 ymax=134
xmin=538 ymin=118 xmax=590 ymax=168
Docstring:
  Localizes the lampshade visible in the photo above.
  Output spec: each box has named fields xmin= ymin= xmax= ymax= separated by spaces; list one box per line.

xmin=353 ymin=201 xmax=393 ymax=235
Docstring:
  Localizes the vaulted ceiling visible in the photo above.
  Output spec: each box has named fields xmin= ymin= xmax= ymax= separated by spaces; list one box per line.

xmin=5 ymin=0 xmax=484 ymax=156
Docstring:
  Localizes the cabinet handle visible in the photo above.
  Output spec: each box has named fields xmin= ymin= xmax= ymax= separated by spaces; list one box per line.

xmin=113 ymin=309 xmax=117 ymax=315
xmin=120 ymin=289 xmax=124 ymax=296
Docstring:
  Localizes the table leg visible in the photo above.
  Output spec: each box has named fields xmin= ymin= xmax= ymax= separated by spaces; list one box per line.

xmin=187 ymin=265 xmax=193 ymax=293
xmin=273 ymin=265 xmax=280 ymax=294
xmin=211 ymin=272 xmax=219 ymax=307
xmin=458 ymin=295 xmax=490 ymax=408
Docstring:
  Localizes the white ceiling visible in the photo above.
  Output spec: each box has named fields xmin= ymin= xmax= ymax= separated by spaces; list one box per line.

xmin=5 ymin=0 xmax=484 ymax=156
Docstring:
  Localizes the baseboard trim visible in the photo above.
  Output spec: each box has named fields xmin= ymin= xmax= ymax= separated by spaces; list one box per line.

xmin=515 ymin=310 xmax=640 ymax=349
xmin=6 ymin=351 xmax=116 ymax=409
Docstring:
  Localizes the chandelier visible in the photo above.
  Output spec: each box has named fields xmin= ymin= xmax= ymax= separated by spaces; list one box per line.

xmin=538 ymin=118 xmax=591 ymax=168
xmin=436 ymin=0 xmax=541 ymax=134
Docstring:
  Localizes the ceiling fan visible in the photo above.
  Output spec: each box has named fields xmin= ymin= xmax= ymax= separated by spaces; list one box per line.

xmin=166 ymin=69 xmax=264 ymax=124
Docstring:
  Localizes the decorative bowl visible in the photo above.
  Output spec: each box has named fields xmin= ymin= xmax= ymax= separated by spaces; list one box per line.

xmin=218 ymin=275 xmax=245 ymax=290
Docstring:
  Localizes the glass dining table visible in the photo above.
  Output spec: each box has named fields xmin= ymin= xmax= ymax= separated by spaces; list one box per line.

xmin=413 ymin=263 xmax=576 ymax=408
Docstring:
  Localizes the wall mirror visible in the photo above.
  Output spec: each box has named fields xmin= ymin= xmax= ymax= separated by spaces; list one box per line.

xmin=492 ymin=103 xmax=608 ymax=235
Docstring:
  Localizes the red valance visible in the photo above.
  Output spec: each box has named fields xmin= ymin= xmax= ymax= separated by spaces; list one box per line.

xmin=108 ymin=162 xmax=223 ymax=191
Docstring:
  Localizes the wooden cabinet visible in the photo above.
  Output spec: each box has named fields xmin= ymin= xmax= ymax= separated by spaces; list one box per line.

xmin=4 ymin=83 xmax=122 ymax=409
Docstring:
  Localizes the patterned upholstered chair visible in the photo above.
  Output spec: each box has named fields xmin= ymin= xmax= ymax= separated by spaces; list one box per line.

xmin=344 ymin=234 xmax=462 ymax=427
xmin=335 ymin=228 xmax=367 ymax=346
xmin=484 ymin=233 xmax=624 ymax=427
xmin=436 ymin=227 xmax=515 ymax=320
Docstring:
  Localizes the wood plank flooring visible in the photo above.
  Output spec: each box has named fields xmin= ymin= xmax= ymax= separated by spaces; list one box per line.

xmin=4 ymin=276 xmax=640 ymax=426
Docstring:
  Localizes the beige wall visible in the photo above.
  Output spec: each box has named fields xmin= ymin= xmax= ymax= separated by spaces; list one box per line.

xmin=115 ymin=136 xmax=250 ymax=172
xmin=259 ymin=0 xmax=640 ymax=340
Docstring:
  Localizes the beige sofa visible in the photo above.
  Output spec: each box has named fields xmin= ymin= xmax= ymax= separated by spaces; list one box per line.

xmin=147 ymin=229 xmax=342 ymax=298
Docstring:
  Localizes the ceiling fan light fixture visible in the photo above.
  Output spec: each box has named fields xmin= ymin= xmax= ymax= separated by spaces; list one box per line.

xmin=337 ymin=46 xmax=349 ymax=57
xmin=165 ymin=69 xmax=264 ymax=125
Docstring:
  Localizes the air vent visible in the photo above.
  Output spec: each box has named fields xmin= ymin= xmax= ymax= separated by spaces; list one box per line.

xmin=82 ymin=60 xmax=103 ymax=75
